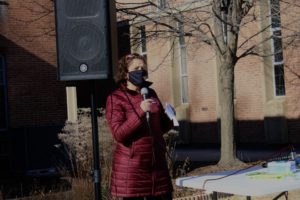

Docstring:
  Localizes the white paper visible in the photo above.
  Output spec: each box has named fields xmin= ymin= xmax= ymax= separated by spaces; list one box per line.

xmin=165 ymin=103 xmax=179 ymax=126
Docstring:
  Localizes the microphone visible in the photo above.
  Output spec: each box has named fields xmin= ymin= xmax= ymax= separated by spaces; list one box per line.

xmin=140 ymin=87 xmax=150 ymax=122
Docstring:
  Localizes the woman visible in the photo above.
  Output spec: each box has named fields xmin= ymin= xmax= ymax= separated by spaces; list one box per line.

xmin=105 ymin=53 xmax=173 ymax=200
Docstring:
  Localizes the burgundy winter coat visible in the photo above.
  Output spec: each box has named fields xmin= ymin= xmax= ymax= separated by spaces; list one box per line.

xmin=105 ymin=83 xmax=173 ymax=198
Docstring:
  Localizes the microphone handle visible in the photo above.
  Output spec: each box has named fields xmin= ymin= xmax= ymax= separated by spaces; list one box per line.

xmin=146 ymin=111 xmax=150 ymax=122
xmin=142 ymin=94 xmax=150 ymax=122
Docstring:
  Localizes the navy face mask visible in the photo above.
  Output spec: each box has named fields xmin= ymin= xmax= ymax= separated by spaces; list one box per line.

xmin=128 ymin=70 xmax=147 ymax=87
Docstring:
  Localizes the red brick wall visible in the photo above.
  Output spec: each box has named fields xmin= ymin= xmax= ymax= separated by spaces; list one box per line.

xmin=281 ymin=1 xmax=300 ymax=142
xmin=0 ymin=0 xmax=67 ymax=128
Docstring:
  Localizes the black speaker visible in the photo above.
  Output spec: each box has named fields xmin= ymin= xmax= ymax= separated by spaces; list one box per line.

xmin=54 ymin=0 xmax=116 ymax=81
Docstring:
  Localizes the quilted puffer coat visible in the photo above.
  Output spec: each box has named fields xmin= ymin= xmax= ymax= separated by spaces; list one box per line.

xmin=105 ymin=83 xmax=173 ymax=198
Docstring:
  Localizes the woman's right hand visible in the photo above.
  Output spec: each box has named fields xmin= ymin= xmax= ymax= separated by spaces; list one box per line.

xmin=140 ymin=99 xmax=154 ymax=113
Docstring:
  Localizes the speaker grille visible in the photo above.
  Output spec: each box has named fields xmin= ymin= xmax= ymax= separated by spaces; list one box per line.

xmin=65 ymin=0 xmax=100 ymax=17
xmin=63 ymin=23 xmax=104 ymax=63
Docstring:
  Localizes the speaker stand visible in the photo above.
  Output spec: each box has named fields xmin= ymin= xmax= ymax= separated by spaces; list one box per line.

xmin=90 ymin=80 xmax=101 ymax=200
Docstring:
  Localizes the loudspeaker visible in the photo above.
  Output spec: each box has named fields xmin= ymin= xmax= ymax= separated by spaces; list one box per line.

xmin=54 ymin=0 xmax=116 ymax=81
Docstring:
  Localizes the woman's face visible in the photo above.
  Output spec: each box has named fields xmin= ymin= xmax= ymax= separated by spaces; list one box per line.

xmin=127 ymin=58 xmax=146 ymax=73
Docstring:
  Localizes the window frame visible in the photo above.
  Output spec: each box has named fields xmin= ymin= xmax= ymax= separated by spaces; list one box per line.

xmin=269 ymin=0 xmax=286 ymax=96
xmin=178 ymin=21 xmax=189 ymax=104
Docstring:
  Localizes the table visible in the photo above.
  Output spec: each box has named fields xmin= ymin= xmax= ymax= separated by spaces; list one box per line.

xmin=176 ymin=165 xmax=300 ymax=199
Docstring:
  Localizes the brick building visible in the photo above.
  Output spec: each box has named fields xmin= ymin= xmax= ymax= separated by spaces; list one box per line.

xmin=118 ymin=0 xmax=300 ymax=145
xmin=0 ymin=0 xmax=300 ymax=180
xmin=0 ymin=0 xmax=68 ymax=176
xmin=0 ymin=0 xmax=124 ymax=178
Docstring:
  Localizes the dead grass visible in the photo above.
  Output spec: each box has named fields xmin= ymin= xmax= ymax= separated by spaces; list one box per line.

xmin=6 ymin=163 xmax=300 ymax=200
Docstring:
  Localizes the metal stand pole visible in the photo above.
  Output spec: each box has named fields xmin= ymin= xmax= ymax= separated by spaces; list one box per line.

xmin=212 ymin=191 xmax=218 ymax=200
xmin=90 ymin=80 xmax=101 ymax=200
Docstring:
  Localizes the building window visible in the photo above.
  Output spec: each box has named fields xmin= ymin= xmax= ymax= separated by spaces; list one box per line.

xmin=273 ymin=30 xmax=283 ymax=62
xmin=178 ymin=21 xmax=189 ymax=103
xmin=270 ymin=0 xmax=285 ymax=96
xmin=0 ymin=1 xmax=7 ymax=20
xmin=274 ymin=64 xmax=285 ymax=96
xmin=270 ymin=0 xmax=281 ymax=28
xmin=139 ymin=25 xmax=147 ymax=61
xmin=0 ymin=55 xmax=8 ymax=130
xmin=158 ymin=0 xmax=166 ymax=9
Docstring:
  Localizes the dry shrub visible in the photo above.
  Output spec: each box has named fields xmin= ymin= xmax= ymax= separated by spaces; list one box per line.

xmin=164 ymin=129 xmax=179 ymax=178
xmin=58 ymin=108 xmax=114 ymax=199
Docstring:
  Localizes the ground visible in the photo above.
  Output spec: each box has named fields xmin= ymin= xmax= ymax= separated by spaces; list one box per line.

xmin=3 ymin=162 xmax=300 ymax=199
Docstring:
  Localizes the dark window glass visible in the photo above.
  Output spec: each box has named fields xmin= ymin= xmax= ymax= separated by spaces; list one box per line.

xmin=273 ymin=30 xmax=283 ymax=62
xmin=140 ymin=26 xmax=147 ymax=53
xmin=178 ymin=21 xmax=185 ymax=45
xmin=143 ymin=54 xmax=148 ymax=76
xmin=270 ymin=0 xmax=281 ymax=28
xmin=159 ymin=0 xmax=166 ymax=9
xmin=274 ymin=64 xmax=286 ymax=96
xmin=143 ymin=54 xmax=147 ymax=63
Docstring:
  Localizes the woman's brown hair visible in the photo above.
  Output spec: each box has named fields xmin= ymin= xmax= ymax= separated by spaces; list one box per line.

xmin=114 ymin=53 xmax=146 ymax=83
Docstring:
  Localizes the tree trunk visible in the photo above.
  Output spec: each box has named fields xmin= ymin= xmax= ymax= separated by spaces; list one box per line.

xmin=217 ymin=54 xmax=241 ymax=166
xmin=212 ymin=0 xmax=245 ymax=167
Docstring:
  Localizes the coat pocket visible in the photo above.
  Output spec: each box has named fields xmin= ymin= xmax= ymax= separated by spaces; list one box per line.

xmin=115 ymin=143 xmax=132 ymax=157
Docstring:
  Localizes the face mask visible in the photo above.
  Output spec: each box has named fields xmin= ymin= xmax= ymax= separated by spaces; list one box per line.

xmin=128 ymin=70 xmax=147 ymax=87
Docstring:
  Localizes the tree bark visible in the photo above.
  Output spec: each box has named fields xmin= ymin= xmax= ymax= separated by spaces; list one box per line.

xmin=217 ymin=53 xmax=241 ymax=166
xmin=213 ymin=0 xmax=244 ymax=167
